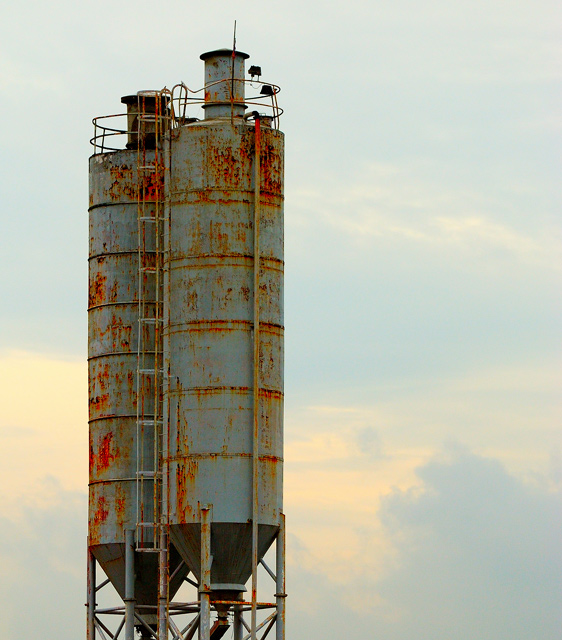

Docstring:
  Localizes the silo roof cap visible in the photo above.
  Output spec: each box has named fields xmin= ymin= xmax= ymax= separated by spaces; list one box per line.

xmin=200 ymin=48 xmax=250 ymax=60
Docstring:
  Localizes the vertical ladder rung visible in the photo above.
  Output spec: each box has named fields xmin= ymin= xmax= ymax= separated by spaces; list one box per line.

xmin=138 ymin=419 xmax=163 ymax=427
xmin=136 ymin=96 xmax=166 ymax=544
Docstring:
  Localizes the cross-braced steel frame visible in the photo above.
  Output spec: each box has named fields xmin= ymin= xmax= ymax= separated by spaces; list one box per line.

xmin=86 ymin=514 xmax=285 ymax=640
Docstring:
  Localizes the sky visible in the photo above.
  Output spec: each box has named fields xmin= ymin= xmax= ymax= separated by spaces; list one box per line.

xmin=1 ymin=0 xmax=561 ymax=638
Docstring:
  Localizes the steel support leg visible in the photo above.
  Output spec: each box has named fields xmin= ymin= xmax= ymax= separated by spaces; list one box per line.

xmin=125 ymin=529 xmax=136 ymax=640
xmin=87 ymin=546 xmax=96 ymax=640
xmin=158 ymin=527 xmax=168 ymax=640
xmin=200 ymin=506 xmax=212 ymax=640
xmin=276 ymin=514 xmax=286 ymax=640
xmin=233 ymin=603 xmax=243 ymax=640
xmin=251 ymin=116 xmax=262 ymax=640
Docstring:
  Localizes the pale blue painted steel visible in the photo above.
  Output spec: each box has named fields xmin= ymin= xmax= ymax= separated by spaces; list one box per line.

xmin=88 ymin=149 xmax=185 ymax=606
xmin=165 ymin=118 xmax=285 ymax=587
xmin=200 ymin=49 xmax=249 ymax=119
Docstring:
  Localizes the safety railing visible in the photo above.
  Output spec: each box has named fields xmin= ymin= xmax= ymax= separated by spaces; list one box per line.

xmin=90 ymin=79 xmax=283 ymax=155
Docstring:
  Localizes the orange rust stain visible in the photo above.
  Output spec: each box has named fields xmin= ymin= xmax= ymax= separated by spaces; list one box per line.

xmin=142 ymin=172 xmax=163 ymax=201
xmin=127 ymin=371 xmax=135 ymax=395
xmin=97 ymin=431 xmax=117 ymax=471
xmin=211 ymin=145 xmax=242 ymax=186
xmin=119 ymin=327 xmax=132 ymax=351
xmin=261 ymin=192 xmax=276 ymax=205
xmin=185 ymin=458 xmax=198 ymax=482
xmin=89 ymin=271 xmax=106 ymax=307
xmin=236 ymin=222 xmax=248 ymax=244
xmin=184 ymin=502 xmax=193 ymax=519
xmin=108 ymin=280 xmax=119 ymax=303
xmin=176 ymin=459 xmax=198 ymax=522
xmin=115 ymin=485 xmax=126 ymax=529
xmin=241 ymin=285 xmax=250 ymax=302
xmin=89 ymin=436 xmax=95 ymax=475
xmin=93 ymin=496 xmax=109 ymax=525
xmin=108 ymin=164 xmax=135 ymax=201
xmin=108 ymin=315 xmax=132 ymax=351
xmin=210 ymin=221 xmax=229 ymax=253
xmin=186 ymin=286 xmax=198 ymax=313
xmin=260 ymin=388 xmax=283 ymax=400
xmin=194 ymin=327 xmax=235 ymax=334
xmin=90 ymin=393 xmax=110 ymax=414
xmin=97 ymin=363 xmax=110 ymax=391
xmin=176 ymin=463 xmax=186 ymax=519
xmin=195 ymin=190 xmax=212 ymax=204
xmin=259 ymin=138 xmax=283 ymax=194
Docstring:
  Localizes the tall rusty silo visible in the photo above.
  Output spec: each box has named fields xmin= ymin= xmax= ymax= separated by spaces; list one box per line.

xmin=88 ymin=48 xmax=285 ymax=640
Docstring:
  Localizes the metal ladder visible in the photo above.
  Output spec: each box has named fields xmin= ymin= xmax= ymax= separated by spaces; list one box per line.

xmin=135 ymin=91 xmax=166 ymax=554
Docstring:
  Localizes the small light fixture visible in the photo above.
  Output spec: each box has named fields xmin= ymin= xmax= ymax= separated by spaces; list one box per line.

xmin=260 ymin=85 xmax=274 ymax=96
xmin=248 ymin=65 xmax=262 ymax=79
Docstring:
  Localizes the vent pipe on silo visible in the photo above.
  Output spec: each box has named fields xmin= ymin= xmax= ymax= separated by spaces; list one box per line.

xmin=200 ymin=49 xmax=249 ymax=119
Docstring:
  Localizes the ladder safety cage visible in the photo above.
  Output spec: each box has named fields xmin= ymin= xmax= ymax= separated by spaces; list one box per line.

xmin=134 ymin=90 xmax=169 ymax=559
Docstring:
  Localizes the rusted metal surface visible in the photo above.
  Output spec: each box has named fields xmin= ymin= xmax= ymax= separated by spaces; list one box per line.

xmin=121 ymin=92 xmax=170 ymax=151
xmin=200 ymin=49 xmax=249 ymax=119
xmin=166 ymin=114 xmax=284 ymax=590
xmin=89 ymin=150 xmax=157 ymax=549
xmin=90 ymin=148 xmax=168 ymax=619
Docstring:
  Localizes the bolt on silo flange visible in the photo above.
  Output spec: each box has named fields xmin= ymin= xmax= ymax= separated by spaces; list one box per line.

xmin=88 ymin=47 xmax=286 ymax=640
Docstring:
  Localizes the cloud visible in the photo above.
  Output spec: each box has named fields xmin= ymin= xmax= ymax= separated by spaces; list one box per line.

xmin=288 ymin=162 xmax=562 ymax=271
xmin=0 ymin=480 xmax=86 ymax=640
xmin=2 ymin=448 xmax=559 ymax=640
xmin=287 ymin=447 xmax=562 ymax=640
xmin=286 ymin=353 xmax=561 ymax=488
xmin=374 ymin=447 xmax=562 ymax=638
xmin=0 ymin=351 xmax=87 ymax=505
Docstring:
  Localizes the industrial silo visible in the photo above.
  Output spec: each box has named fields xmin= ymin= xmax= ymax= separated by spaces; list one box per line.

xmin=88 ymin=48 xmax=285 ymax=640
